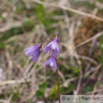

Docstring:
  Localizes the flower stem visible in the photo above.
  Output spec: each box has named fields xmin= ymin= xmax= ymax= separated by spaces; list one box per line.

xmin=56 ymin=69 xmax=60 ymax=103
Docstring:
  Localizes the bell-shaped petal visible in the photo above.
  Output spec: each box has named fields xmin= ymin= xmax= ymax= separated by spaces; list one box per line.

xmin=43 ymin=36 xmax=60 ymax=57
xmin=24 ymin=44 xmax=41 ymax=62
xmin=43 ymin=56 xmax=57 ymax=69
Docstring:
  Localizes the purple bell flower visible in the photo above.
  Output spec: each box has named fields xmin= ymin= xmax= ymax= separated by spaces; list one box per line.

xmin=43 ymin=56 xmax=58 ymax=69
xmin=43 ymin=35 xmax=60 ymax=57
xmin=24 ymin=44 xmax=42 ymax=62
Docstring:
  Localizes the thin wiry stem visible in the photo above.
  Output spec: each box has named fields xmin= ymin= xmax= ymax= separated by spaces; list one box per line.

xmin=56 ymin=69 xmax=60 ymax=103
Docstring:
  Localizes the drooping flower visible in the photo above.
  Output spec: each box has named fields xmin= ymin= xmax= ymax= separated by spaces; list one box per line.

xmin=43 ymin=56 xmax=57 ymax=69
xmin=43 ymin=35 xmax=60 ymax=57
xmin=24 ymin=44 xmax=42 ymax=62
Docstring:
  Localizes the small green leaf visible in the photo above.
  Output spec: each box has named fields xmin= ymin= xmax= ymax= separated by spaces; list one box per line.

xmin=0 ymin=43 xmax=5 ymax=48
xmin=68 ymin=83 xmax=74 ymax=91
xmin=96 ymin=81 xmax=102 ymax=86
xmin=85 ymin=86 xmax=92 ymax=92
xmin=35 ymin=64 xmax=40 ymax=70
xmin=64 ymin=64 xmax=70 ymax=70
xmin=39 ymin=82 xmax=47 ymax=91
xmin=35 ymin=90 xmax=44 ymax=98
xmin=48 ymin=83 xmax=57 ymax=97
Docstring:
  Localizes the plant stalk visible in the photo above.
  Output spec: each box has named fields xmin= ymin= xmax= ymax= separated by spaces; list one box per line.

xmin=56 ymin=69 xmax=60 ymax=103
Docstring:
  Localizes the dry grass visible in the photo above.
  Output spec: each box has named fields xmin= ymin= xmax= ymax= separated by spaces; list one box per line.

xmin=0 ymin=0 xmax=103 ymax=103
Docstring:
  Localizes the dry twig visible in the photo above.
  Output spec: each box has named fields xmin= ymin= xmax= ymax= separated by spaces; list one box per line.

xmin=32 ymin=0 xmax=103 ymax=22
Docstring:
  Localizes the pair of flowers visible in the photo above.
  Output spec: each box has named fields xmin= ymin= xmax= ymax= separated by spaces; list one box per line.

xmin=24 ymin=35 xmax=60 ymax=69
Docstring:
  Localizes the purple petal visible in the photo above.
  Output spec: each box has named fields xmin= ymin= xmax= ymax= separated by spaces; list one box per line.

xmin=32 ymin=49 xmax=40 ymax=62
xmin=24 ymin=46 xmax=37 ymax=55
xmin=43 ymin=56 xmax=57 ymax=69
xmin=24 ymin=45 xmax=40 ymax=62
xmin=43 ymin=38 xmax=60 ymax=57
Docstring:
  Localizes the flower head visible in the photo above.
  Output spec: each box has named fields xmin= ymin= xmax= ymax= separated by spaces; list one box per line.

xmin=24 ymin=44 xmax=42 ymax=62
xmin=43 ymin=56 xmax=57 ymax=69
xmin=43 ymin=35 xmax=60 ymax=57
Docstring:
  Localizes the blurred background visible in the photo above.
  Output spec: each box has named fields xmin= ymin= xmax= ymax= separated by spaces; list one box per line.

xmin=0 ymin=0 xmax=103 ymax=103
